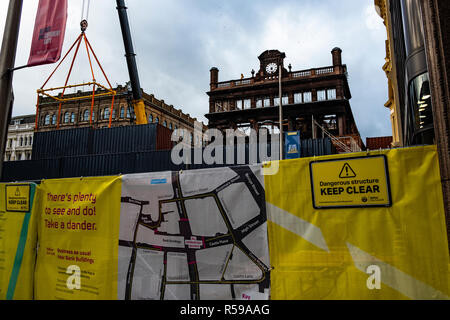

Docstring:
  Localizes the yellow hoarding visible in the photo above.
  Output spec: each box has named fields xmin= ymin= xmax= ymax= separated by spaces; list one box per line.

xmin=0 ymin=183 xmax=38 ymax=300
xmin=34 ymin=176 xmax=121 ymax=300
xmin=265 ymin=146 xmax=450 ymax=300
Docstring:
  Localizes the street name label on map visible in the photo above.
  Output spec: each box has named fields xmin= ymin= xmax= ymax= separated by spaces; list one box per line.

xmin=6 ymin=185 xmax=30 ymax=212
xmin=310 ymin=155 xmax=392 ymax=209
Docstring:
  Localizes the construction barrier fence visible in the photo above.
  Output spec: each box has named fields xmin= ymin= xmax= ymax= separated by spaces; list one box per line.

xmin=0 ymin=145 xmax=449 ymax=300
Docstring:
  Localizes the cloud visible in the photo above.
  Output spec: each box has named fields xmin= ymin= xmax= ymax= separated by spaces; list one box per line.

xmin=0 ymin=0 xmax=391 ymax=140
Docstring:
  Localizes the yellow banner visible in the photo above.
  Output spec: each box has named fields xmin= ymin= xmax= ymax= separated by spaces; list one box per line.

xmin=34 ymin=176 xmax=121 ymax=300
xmin=265 ymin=145 xmax=450 ymax=299
xmin=0 ymin=183 xmax=38 ymax=300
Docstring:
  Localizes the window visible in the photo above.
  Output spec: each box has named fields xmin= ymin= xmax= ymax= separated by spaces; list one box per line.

xmin=83 ymin=110 xmax=90 ymax=122
xmin=52 ymin=114 xmax=56 ymax=125
xmin=64 ymin=112 xmax=70 ymax=123
xmin=126 ymin=108 xmax=130 ymax=118
xmin=71 ymin=113 xmax=75 ymax=123
xmin=155 ymin=117 xmax=159 ymax=124
xmin=104 ymin=108 xmax=110 ymax=120
xmin=256 ymin=98 xmax=263 ymax=108
xmin=263 ymin=97 xmax=271 ymax=107
xmin=20 ymin=137 xmax=23 ymax=146
xmin=327 ymin=88 xmax=337 ymax=100
xmin=169 ymin=123 xmax=173 ymax=130
xmin=29 ymin=137 xmax=33 ymax=146
xmin=317 ymin=90 xmax=326 ymax=101
xmin=304 ymin=92 xmax=312 ymax=103
xmin=120 ymin=107 xmax=125 ymax=118
xmin=243 ymin=99 xmax=251 ymax=109
xmin=410 ymin=73 xmax=434 ymax=136
xmin=149 ymin=114 xmax=153 ymax=123
xmin=274 ymin=97 xmax=280 ymax=106
xmin=163 ymin=120 xmax=167 ymax=127
xmin=294 ymin=93 xmax=302 ymax=104
xmin=236 ymin=100 xmax=243 ymax=110
xmin=92 ymin=111 xmax=95 ymax=121
xmin=112 ymin=108 xmax=116 ymax=119
xmin=282 ymin=95 xmax=288 ymax=105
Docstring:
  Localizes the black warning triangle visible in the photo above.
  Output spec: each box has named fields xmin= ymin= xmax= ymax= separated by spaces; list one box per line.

xmin=339 ymin=163 xmax=356 ymax=178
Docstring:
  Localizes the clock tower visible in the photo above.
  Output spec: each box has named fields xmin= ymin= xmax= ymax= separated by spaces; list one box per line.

xmin=257 ymin=50 xmax=287 ymax=78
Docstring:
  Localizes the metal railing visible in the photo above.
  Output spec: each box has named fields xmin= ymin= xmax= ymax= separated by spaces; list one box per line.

xmin=313 ymin=120 xmax=361 ymax=153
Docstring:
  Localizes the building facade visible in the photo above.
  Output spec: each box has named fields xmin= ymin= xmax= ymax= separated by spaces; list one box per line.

xmin=35 ymin=84 xmax=204 ymax=136
xmin=376 ymin=0 xmax=435 ymax=147
xmin=4 ymin=115 xmax=35 ymax=161
xmin=375 ymin=0 xmax=450 ymax=241
xmin=206 ymin=49 xmax=364 ymax=151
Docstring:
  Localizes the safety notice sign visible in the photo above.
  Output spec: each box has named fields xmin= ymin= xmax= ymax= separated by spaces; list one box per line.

xmin=310 ymin=155 xmax=392 ymax=209
xmin=5 ymin=184 xmax=31 ymax=212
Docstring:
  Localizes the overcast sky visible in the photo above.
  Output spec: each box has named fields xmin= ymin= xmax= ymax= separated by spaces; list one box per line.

xmin=0 ymin=0 xmax=390 ymax=141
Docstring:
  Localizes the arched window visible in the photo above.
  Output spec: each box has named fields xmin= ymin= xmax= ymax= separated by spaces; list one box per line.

xmin=71 ymin=113 xmax=75 ymax=123
xmin=83 ymin=110 xmax=90 ymax=122
xmin=64 ymin=112 xmax=70 ymax=123
xmin=155 ymin=117 xmax=159 ymax=124
xmin=112 ymin=108 xmax=116 ymax=119
xmin=149 ymin=114 xmax=153 ymax=123
xmin=52 ymin=114 xmax=56 ymax=125
xmin=29 ymin=136 xmax=33 ymax=146
xmin=20 ymin=137 xmax=23 ymax=146
xmin=92 ymin=111 xmax=95 ymax=121
xmin=104 ymin=108 xmax=110 ymax=120
xmin=163 ymin=120 xmax=167 ymax=127
xmin=126 ymin=108 xmax=130 ymax=118
xmin=120 ymin=107 xmax=125 ymax=118
xmin=169 ymin=123 xmax=172 ymax=130
xmin=44 ymin=114 xmax=50 ymax=125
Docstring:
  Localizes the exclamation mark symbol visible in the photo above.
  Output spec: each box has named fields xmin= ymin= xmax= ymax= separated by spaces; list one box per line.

xmin=339 ymin=163 xmax=357 ymax=179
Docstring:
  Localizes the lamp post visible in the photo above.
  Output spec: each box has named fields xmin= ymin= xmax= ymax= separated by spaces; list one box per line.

xmin=278 ymin=63 xmax=283 ymax=160
xmin=0 ymin=0 xmax=23 ymax=177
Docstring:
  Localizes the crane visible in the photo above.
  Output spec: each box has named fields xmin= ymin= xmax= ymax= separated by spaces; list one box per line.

xmin=116 ymin=0 xmax=148 ymax=125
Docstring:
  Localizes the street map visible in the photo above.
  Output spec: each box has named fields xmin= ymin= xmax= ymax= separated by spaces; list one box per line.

xmin=118 ymin=166 xmax=271 ymax=300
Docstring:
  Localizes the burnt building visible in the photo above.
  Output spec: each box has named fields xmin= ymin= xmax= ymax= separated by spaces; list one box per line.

xmin=206 ymin=48 xmax=364 ymax=151
xmin=35 ymin=83 xmax=205 ymax=135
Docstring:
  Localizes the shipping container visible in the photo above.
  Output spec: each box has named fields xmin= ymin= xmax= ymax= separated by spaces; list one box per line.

xmin=4 ymin=138 xmax=335 ymax=182
xmin=31 ymin=124 xmax=173 ymax=160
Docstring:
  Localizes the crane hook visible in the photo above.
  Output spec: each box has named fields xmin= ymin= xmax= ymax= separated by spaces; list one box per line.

xmin=80 ymin=20 xmax=88 ymax=32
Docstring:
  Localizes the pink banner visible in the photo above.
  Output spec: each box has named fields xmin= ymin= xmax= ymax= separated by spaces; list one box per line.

xmin=27 ymin=0 xmax=68 ymax=67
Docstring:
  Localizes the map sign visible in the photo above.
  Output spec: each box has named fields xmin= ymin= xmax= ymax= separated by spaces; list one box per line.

xmin=310 ymin=155 xmax=392 ymax=208
xmin=119 ymin=165 xmax=271 ymax=300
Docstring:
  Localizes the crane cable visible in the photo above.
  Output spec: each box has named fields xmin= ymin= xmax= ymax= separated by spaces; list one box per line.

xmin=81 ymin=0 xmax=91 ymax=22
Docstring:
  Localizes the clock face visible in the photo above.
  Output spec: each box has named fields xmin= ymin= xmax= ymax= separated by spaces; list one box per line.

xmin=266 ymin=62 xmax=278 ymax=74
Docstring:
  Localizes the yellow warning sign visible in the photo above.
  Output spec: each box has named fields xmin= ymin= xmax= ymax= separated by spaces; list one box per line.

xmin=5 ymin=184 xmax=31 ymax=212
xmin=310 ymin=156 xmax=391 ymax=208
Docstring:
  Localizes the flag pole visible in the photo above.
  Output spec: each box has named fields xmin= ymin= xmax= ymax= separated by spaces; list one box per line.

xmin=0 ymin=0 xmax=24 ymax=178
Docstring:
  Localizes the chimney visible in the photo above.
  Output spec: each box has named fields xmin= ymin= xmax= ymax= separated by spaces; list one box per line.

xmin=210 ymin=67 xmax=219 ymax=90
xmin=331 ymin=47 xmax=342 ymax=66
